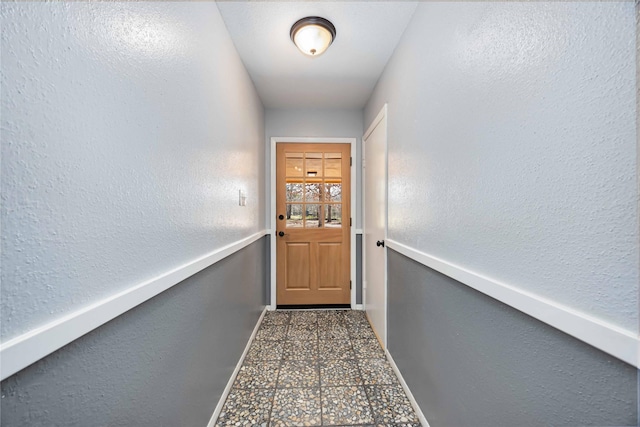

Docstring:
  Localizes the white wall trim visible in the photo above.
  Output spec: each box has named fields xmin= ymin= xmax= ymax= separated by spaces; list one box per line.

xmin=363 ymin=103 xmax=388 ymax=141
xmin=386 ymin=239 xmax=639 ymax=368
xmin=269 ymin=137 xmax=358 ymax=310
xmin=0 ymin=230 xmax=269 ymax=381
xmin=385 ymin=348 xmax=431 ymax=427
xmin=207 ymin=307 xmax=267 ymax=427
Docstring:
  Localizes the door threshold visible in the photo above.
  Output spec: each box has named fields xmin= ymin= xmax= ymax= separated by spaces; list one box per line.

xmin=277 ymin=304 xmax=351 ymax=310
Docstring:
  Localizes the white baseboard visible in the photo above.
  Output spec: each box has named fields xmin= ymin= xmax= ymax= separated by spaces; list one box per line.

xmin=385 ymin=348 xmax=430 ymax=427
xmin=206 ymin=307 xmax=267 ymax=427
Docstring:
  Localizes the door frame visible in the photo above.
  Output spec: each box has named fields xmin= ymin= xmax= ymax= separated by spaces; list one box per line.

xmin=270 ymin=137 xmax=357 ymax=310
xmin=362 ymin=104 xmax=388 ymax=345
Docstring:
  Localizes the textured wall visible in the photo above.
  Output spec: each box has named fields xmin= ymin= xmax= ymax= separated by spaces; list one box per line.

xmin=265 ymin=108 xmax=364 ymax=228
xmin=1 ymin=238 xmax=268 ymax=427
xmin=1 ymin=2 xmax=265 ymax=341
xmin=388 ymin=249 xmax=637 ymax=427
xmin=365 ymin=2 xmax=637 ymax=331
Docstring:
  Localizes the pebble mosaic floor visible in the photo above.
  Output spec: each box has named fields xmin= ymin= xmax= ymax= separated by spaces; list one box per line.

xmin=216 ymin=310 xmax=421 ymax=427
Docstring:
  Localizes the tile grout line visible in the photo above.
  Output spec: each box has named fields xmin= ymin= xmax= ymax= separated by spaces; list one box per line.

xmin=267 ymin=314 xmax=290 ymax=426
xmin=349 ymin=319 xmax=379 ymax=427
xmin=316 ymin=317 xmax=324 ymax=427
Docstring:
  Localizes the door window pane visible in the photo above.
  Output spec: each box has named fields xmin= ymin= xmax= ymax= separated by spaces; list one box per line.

xmin=324 ymin=153 xmax=341 ymax=177
xmin=286 ymin=204 xmax=303 ymax=228
xmin=305 ymin=153 xmax=323 ymax=177
xmin=286 ymin=182 xmax=303 ymax=202
xmin=285 ymin=153 xmax=304 ymax=177
xmin=324 ymin=204 xmax=342 ymax=228
xmin=324 ymin=182 xmax=341 ymax=202
xmin=304 ymin=179 xmax=322 ymax=202
xmin=304 ymin=204 xmax=321 ymax=228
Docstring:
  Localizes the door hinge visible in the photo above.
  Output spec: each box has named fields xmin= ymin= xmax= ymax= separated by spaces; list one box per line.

xmin=350 ymin=280 xmax=352 ymax=290
xmin=350 ymin=157 xmax=352 ymax=166
xmin=350 ymin=218 xmax=352 ymax=226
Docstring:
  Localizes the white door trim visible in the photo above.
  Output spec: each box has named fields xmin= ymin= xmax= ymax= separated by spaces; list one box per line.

xmin=364 ymin=104 xmax=388 ymax=140
xmin=269 ymin=137 xmax=357 ymax=310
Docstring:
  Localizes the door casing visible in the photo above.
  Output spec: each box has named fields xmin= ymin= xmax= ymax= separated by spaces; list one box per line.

xmin=270 ymin=137 xmax=357 ymax=310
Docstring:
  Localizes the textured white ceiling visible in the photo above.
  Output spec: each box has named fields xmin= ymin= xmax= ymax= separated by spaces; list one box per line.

xmin=216 ymin=1 xmax=417 ymax=109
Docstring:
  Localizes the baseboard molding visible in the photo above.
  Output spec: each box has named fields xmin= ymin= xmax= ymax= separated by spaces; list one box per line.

xmin=385 ymin=348 xmax=430 ymax=427
xmin=207 ymin=307 xmax=267 ymax=427
xmin=365 ymin=311 xmax=385 ymax=351
xmin=386 ymin=239 xmax=639 ymax=368
xmin=277 ymin=304 xmax=350 ymax=310
xmin=0 ymin=230 xmax=269 ymax=381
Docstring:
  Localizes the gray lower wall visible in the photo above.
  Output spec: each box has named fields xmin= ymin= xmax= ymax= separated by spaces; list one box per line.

xmin=265 ymin=234 xmax=271 ymax=306
xmin=387 ymin=249 xmax=638 ymax=427
xmin=1 ymin=237 xmax=268 ymax=427
xmin=356 ymin=234 xmax=363 ymax=305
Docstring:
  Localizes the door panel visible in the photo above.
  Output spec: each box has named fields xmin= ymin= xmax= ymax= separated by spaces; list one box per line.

xmin=364 ymin=108 xmax=387 ymax=347
xmin=285 ymin=243 xmax=311 ymax=289
xmin=276 ymin=143 xmax=351 ymax=305
xmin=317 ymin=243 xmax=342 ymax=290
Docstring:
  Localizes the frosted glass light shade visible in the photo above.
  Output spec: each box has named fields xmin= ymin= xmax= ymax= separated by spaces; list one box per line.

xmin=290 ymin=17 xmax=336 ymax=57
xmin=293 ymin=24 xmax=332 ymax=56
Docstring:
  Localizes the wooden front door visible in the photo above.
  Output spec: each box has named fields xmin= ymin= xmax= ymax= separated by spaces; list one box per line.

xmin=276 ymin=143 xmax=351 ymax=305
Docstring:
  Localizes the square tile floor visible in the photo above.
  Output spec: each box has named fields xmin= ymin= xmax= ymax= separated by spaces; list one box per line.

xmin=216 ymin=309 xmax=421 ymax=427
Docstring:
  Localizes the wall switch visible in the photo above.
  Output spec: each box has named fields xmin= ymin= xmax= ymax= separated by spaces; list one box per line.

xmin=239 ymin=190 xmax=247 ymax=206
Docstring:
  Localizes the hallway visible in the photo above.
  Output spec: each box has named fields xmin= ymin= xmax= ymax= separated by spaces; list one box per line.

xmin=216 ymin=310 xmax=420 ymax=426
xmin=1 ymin=2 xmax=637 ymax=426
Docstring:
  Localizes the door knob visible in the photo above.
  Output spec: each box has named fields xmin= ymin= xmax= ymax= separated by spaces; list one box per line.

xmin=278 ymin=231 xmax=286 ymax=237
xmin=278 ymin=214 xmax=285 ymax=220
xmin=376 ymin=240 xmax=385 ymax=247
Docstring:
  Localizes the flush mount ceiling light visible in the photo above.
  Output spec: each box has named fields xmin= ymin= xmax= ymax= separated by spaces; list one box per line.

xmin=290 ymin=16 xmax=336 ymax=57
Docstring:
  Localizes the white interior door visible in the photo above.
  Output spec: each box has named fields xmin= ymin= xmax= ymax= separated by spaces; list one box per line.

xmin=363 ymin=105 xmax=387 ymax=347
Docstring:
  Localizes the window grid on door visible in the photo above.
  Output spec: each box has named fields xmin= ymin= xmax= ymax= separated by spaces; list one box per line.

xmin=285 ymin=151 xmax=342 ymax=229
